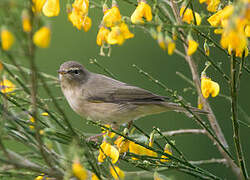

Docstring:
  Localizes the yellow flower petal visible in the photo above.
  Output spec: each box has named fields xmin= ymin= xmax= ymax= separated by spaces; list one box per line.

xmin=245 ymin=25 xmax=250 ymax=37
xmin=35 ymin=175 xmax=44 ymax=180
xmin=92 ymin=173 xmax=99 ymax=180
xmin=22 ymin=11 xmax=32 ymax=33
xmin=72 ymin=162 xmax=87 ymax=180
xmin=110 ymin=166 xmax=125 ymax=180
xmin=187 ymin=39 xmax=198 ymax=56
xmin=96 ymin=26 xmax=110 ymax=46
xmin=32 ymin=0 xmax=46 ymax=13
xmin=206 ymin=0 xmax=220 ymax=12
xmin=114 ymin=136 xmax=130 ymax=153
xmin=82 ymin=16 xmax=92 ymax=32
xmin=103 ymin=6 xmax=122 ymax=27
xmin=201 ymin=76 xmax=220 ymax=98
xmin=119 ymin=22 xmax=134 ymax=40
xmin=72 ymin=0 xmax=89 ymax=16
xmin=98 ymin=141 xmax=119 ymax=164
xmin=1 ymin=29 xmax=15 ymax=51
xmin=207 ymin=5 xmax=234 ymax=27
xmin=33 ymin=26 xmax=51 ymax=48
xmin=68 ymin=10 xmax=82 ymax=30
xmin=157 ymin=32 xmax=166 ymax=50
xmin=42 ymin=0 xmax=60 ymax=17
xmin=107 ymin=26 xmax=125 ymax=45
xmin=131 ymin=1 xmax=152 ymax=24
xmin=180 ymin=7 xmax=201 ymax=25
xmin=211 ymin=81 xmax=220 ymax=97
xmin=41 ymin=112 xmax=49 ymax=116
xmin=161 ymin=144 xmax=172 ymax=162
xmin=0 ymin=79 xmax=15 ymax=93
xmin=167 ymin=40 xmax=176 ymax=55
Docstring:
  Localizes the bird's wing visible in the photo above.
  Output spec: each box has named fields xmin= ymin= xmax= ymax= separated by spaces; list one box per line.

xmin=85 ymin=74 xmax=167 ymax=104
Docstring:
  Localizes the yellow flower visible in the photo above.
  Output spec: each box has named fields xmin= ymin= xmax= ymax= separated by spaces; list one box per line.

xmin=103 ymin=6 xmax=122 ymax=27
xmin=0 ymin=79 xmax=15 ymax=93
xmin=102 ymin=124 xmax=116 ymax=138
xmin=92 ymin=173 xmax=99 ymax=180
xmin=201 ymin=76 xmax=220 ymax=99
xmin=29 ymin=116 xmax=35 ymax=129
xmin=131 ymin=1 xmax=152 ymax=24
xmin=107 ymin=23 xmax=134 ymax=45
xmin=96 ymin=26 xmax=110 ymax=46
xmin=72 ymin=0 xmax=89 ymax=16
xmin=245 ymin=25 xmax=250 ymax=37
xmin=129 ymin=141 xmax=145 ymax=160
xmin=42 ymin=0 xmax=60 ymax=17
xmin=161 ymin=144 xmax=172 ymax=162
xmin=145 ymin=147 xmax=157 ymax=157
xmin=98 ymin=141 xmax=119 ymax=164
xmin=22 ymin=10 xmax=32 ymax=33
xmin=114 ymin=136 xmax=130 ymax=153
xmin=35 ymin=175 xmax=45 ymax=180
xmin=33 ymin=26 xmax=51 ymax=48
xmin=119 ymin=22 xmax=134 ymax=40
xmin=220 ymin=29 xmax=247 ymax=57
xmin=206 ymin=0 xmax=220 ymax=12
xmin=166 ymin=37 xmax=176 ymax=55
xmin=129 ymin=141 xmax=157 ymax=159
xmin=199 ymin=0 xmax=220 ymax=12
xmin=72 ymin=161 xmax=87 ymax=180
xmin=110 ymin=166 xmax=125 ymax=180
xmin=82 ymin=16 xmax=92 ymax=32
xmin=32 ymin=0 xmax=46 ymax=13
xmin=68 ymin=10 xmax=82 ymax=30
xmin=207 ymin=5 xmax=234 ymax=27
xmin=1 ymin=29 xmax=15 ymax=51
xmin=68 ymin=11 xmax=91 ymax=31
xmin=187 ymin=37 xmax=198 ymax=56
xmin=157 ymin=32 xmax=166 ymax=50
xmin=41 ymin=112 xmax=49 ymax=116
xmin=180 ymin=7 xmax=201 ymax=25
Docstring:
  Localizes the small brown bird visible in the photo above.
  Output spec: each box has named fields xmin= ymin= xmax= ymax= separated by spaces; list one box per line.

xmin=58 ymin=61 xmax=205 ymax=128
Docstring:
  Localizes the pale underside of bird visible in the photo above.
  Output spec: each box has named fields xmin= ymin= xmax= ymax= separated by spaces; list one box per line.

xmin=58 ymin=61 xmax=206 ymax=127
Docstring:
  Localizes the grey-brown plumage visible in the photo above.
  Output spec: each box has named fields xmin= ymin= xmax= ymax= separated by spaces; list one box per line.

xmin=58 ymin=61 xmax=206 ymax=126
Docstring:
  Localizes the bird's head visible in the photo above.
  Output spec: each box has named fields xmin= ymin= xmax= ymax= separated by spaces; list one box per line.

xmin=58 ymin=61 xmax=89 ymax=88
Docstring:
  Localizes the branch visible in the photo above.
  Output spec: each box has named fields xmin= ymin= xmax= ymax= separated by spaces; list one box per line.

xmin=0 ymin=150 xmax=63 ymax=179
xmin=230 ymin=55 xmax=248 ymax=179
xmin=167 ymin=1 xmax=243 ymax=179
xmin=162 ymin=129 xmax=206 ymax=136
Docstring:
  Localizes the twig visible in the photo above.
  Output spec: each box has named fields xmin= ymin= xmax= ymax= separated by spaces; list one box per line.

xmin=0 ymin=150 xmax=63 ymax=179
xmin=230 ymin=55 xmax=248 ymax=179
xmin=89 ymin=121 xmax=220 ymax=180
xmin=189 ymin=158 xmax=227 ymax=165
xmin=162 ymin=129 xmax=206 ymax=136
xmin=89 ymin=58 xmax=117 ymax=79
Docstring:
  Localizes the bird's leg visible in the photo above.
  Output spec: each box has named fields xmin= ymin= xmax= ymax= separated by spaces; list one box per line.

xmin=86 ymin=132 xmax=106 ymax=142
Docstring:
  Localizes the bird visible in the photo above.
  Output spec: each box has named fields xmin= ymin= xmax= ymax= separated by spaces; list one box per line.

xmin=58 ymin=61 xmax=206 ymax=128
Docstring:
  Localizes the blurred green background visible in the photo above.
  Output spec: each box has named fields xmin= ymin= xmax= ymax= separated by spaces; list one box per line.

xmin=3 ymin=0 xmax=250 ymax=179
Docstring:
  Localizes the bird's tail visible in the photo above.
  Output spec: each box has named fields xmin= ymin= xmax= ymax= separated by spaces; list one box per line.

xmin=162 ymin=102 xmax=208 ymax=115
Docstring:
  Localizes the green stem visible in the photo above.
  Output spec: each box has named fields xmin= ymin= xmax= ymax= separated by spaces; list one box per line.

xmin=230 ymin=55 xmax=248 ymax=179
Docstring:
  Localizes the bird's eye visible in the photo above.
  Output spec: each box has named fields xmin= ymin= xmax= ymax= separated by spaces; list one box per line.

xmin=73 ymin=70 xmax=80 ymax=75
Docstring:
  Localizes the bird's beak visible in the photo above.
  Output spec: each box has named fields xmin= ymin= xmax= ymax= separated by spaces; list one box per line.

xmin=57 ymin=70 xmax=67 ymax=75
